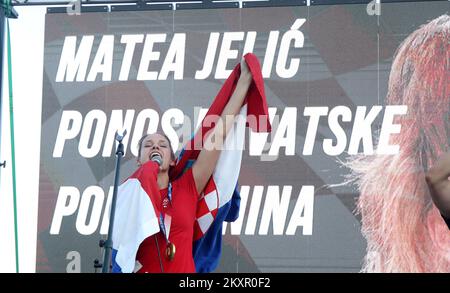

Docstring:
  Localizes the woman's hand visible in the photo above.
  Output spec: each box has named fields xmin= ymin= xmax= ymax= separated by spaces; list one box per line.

xmin=240 ymin=57 xmax=252 ymax=82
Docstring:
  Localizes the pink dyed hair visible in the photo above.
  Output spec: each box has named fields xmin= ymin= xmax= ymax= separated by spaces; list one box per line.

xmin=348 ymin=15 xmax=450 ymax=272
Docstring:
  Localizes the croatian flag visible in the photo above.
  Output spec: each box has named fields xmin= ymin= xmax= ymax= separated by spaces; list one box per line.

xmin=111 ymin=161 xmax=161 ymax=273
xmin=111 ymin=53 xmax=270 ymax=273
xmin=170 ymin=52 xmax=271 ymax=272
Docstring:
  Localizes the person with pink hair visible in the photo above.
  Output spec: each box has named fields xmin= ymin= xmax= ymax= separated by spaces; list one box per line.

xmin=348 ymin=15 xmax=450 ymax=273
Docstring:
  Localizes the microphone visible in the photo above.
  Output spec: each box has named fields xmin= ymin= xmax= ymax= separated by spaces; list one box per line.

xmin=151 ymin=153 xmax=163 ymax=166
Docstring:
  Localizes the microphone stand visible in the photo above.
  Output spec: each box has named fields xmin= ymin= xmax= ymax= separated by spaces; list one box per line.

xmin=95 ymin=130 xmax=127 ymax=273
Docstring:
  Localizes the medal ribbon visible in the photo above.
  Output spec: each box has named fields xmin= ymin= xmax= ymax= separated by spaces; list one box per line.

xmin=158 ymin=182 xmax=172 ymax=243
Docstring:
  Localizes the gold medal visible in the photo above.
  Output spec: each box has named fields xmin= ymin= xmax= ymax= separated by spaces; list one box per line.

xmin=165 ymin=242 xmax=176 ymax=261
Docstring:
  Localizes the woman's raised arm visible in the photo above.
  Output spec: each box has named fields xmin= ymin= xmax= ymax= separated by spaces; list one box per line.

xmin=191 ymin=58 xmax=252 ymax=195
